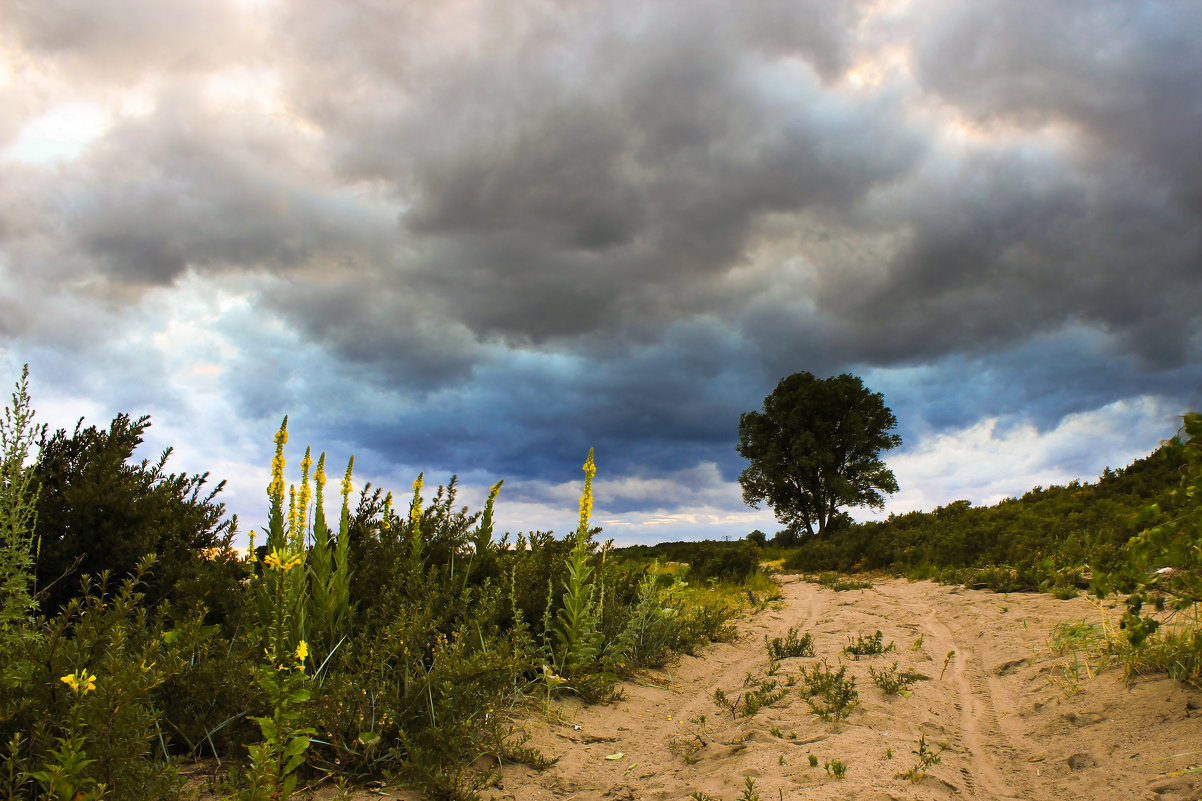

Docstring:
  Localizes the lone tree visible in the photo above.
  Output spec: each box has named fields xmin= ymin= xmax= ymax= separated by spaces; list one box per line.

xmin=737 ymin=372 xmax=901 ymax=538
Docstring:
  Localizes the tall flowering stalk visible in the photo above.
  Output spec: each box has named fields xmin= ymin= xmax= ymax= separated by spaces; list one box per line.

xmin=0 ymin=365 xmax=44 ymax=687
xmin=244 ymin=418 xmax=317 ymax=799
xmin=553 ymin=450 xmax=603 ymax=677
xmin=244 ymin=548 xmax=314 ymax=801
xmin=306 ymin=453 xmax=355 ymax=660
xmin=405 ymin=473 xmax=425 ymax=585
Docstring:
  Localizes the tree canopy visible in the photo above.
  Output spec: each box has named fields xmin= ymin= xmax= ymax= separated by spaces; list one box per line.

xmin=737 ymin=372 xmax=901 ymax=537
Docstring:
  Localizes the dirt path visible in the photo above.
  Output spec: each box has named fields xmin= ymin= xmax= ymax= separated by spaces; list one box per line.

xmin=485 ymin=576 xmax=1202 ymax=801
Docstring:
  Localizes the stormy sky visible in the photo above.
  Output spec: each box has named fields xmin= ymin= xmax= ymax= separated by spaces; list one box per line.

xmin=2 ymin=0 xmax=1199 ymax=544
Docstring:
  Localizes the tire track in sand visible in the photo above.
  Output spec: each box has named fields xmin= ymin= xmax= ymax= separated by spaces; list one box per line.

xmin=919 ymin=604 xmax=1026 ymax=801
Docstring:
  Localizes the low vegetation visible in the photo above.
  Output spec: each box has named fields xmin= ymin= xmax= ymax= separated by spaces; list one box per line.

xmin=0 ymin=367 xmax=746 ymax=800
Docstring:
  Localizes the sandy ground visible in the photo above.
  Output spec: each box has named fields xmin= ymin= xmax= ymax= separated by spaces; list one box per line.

xmin=480 ymin=575 xmax=1201 ymax=801
xmin=217 ymin=574 xmax=1202 ymax=801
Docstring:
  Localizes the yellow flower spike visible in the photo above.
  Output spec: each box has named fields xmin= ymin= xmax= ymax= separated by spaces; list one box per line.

xmin=295 ymin=640 xmax=309 ymax=664
xmin=287 ymin=484 xmax=299 ymax=544
xmin=578 ymin=448 xmax=596 ymax=535
xmin=268 ymin=416 xmax=288 ymax=499
xmin=382 ymin=492 xmax=393 ymax=532
xmin=297 ymin=447 xmax=313 ymax=539
xmin=314 ymin=453 xmax=327 ymax=514
xmin=341 ymin=456 xmax=355 ymax=499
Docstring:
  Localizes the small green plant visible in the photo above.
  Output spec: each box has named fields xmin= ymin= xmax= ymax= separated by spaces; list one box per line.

xmin=29 ymin=670 xmax=106 ymax=801
xmin=898 ymin=733 xmax=945 ymax=783
xmin=885 ymin=747 xmax=893 ymax=759
xmin=911 ymin=634 xmax=925 ymax=651
xmin=712 ymin=687 xmax=741 ymax=718
xmin=844 ymin=630 xmax=894 ymax=658
xmin=766 ymin=627 xmax=815 ymax=660
xmin=769 ymin=727 xmax=783 ymax=738
xmin=801 ymin=660 xmax=859 ymax=721
xmin=742 ymin=678 xmax=789 ymax=717
xmin=667 ymin=716 xmax=709 ymax=765
xmin=869 ymin=661 xmax=922 ymax=695
xmin=824 ymin=759 xmax=847 ymax=778
xmin=690 ymin=793 xmax=721 ymax=801
xmin=940 ymin=650 xmax=956 ymax=680
xmin=808 ymin=752 xmax=818 ymax=767
xmin=738 ymin=776 xmax=761 ymax=801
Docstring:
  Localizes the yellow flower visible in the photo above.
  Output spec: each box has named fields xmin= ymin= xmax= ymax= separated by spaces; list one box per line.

xmin=263 ymin=547 xmax=302 ymax=571
xmin=382 ymin=492 xmax=393 ymax=532
xmin=295 ymin=640 xmax=309 ymax=663
xmin=61 ymin=670 xmax=96 ymax=695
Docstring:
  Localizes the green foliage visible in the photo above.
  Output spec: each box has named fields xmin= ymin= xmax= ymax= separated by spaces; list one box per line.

xmin=781 ymin=443 xmax=1183 ymax=591
xmin=2 ymin=559 xmax=194 ymax=801
xmin=1093 ymin=413 xmax=1202 ymax=686
xmin=800 ymin=660 xmax=859 ymax=721
xmin=868 ymin=661 xmax=921 ymax=695
xmin=844 ymin=630 xmax=894 ymax=658
xmin=824 ymin=759 xmax=847 ymax=778
xmin=765 ymin=627 xmax=814 ymax=660
xmin=737 ymin=372 xmax=901 ymax=537
xmin=898 ymin=733 xmax=945 ymax=783
xmin=31 ymin=412 xmax=236 ymax=617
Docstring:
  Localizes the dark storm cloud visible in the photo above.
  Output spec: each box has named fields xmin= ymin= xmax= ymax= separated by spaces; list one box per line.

xmin=2 ymin=0 xmax=1201 ymax=528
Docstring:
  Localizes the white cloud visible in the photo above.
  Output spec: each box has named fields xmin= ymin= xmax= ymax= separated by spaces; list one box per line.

xmin=868 ymin=395 xmax=1180 ymax=518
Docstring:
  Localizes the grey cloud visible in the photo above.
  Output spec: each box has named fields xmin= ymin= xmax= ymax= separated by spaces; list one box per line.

xmin=6 ymin=0 xmax=252 ymax=80
xmin=913 ymin=0 xmax=1202 ymax=211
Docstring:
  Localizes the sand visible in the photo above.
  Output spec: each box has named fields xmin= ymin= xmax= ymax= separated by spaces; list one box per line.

xmin=481 ymin=575 xmax=1201 ymax=801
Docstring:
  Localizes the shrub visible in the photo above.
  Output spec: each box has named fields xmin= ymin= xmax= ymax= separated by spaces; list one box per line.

xmin=766 ymin=627 xmax=815 ymax=660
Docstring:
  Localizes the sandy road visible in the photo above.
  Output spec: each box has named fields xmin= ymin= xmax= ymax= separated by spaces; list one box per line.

xmin=487 ymin=575 xmax=1202 ymax=801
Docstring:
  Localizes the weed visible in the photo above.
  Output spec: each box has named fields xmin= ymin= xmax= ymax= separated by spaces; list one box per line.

xmin=801 ymin=660 xmax=859 ymax=721
xmin=898 ymin=733 xmax=946 ymax=783
xmin=844 ymin=630 xmax=895 ymax=658
xmin=940 ymin=650 xmax=956 ymax=680
xmin=712 ymin=687 xmax=741 ymax=718
xmin=742 ymin=679 xmax=789 ymax=717
xmin=885 ymin=747 xmax=893 ymax=759
xmin=808 ymin=753 xmax=818 ymax=767
xmin=667 ymin=716 xmax=709 ymax=765
xmin=911 ymin=634 xmax=925 ymax=651
xmin=738 ymin=776 xmax=761 ymax=801
xmin=869 ymin=661 xmax=923 ymax=695
xmin=766 ymin=627 xmax=815 ymax=660
xmin=824 ymin=759 xmax=847 ymax=778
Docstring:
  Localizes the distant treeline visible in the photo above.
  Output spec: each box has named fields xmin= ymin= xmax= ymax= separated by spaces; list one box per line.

xmin=785 ymin=441 xmax=1184 ymax=593
xmin=622 ymin=440 xmax=1186 ymax=596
